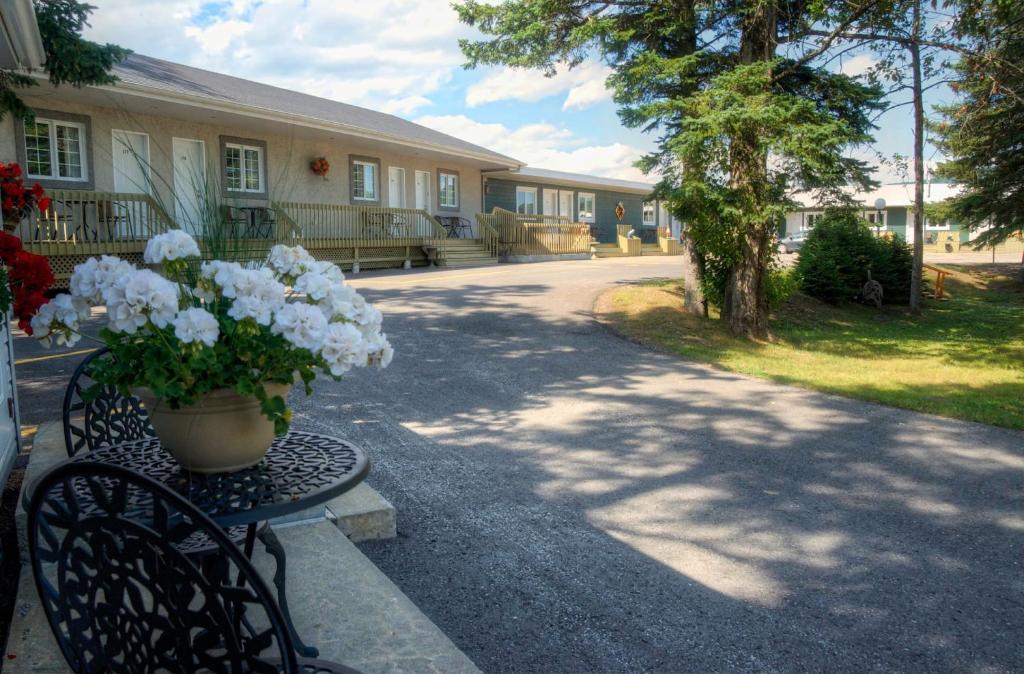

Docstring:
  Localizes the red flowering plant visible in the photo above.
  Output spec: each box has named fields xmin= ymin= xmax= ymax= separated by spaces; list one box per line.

xmin=0 ymin=162 xmax=52 ymax=225
xmin=0 ymin=232 xmax=55 ymax=333
xmin=0 ymin=163 xmax=55 ymax=332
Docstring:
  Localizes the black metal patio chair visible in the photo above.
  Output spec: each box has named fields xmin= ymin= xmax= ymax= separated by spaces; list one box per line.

xmin=61 ymin=348 xmax=320 ymax=657
xmin=62 ymin=347 xmax=156 ymax=458
xmin=26 ymin=461 xmax=359 ymax=673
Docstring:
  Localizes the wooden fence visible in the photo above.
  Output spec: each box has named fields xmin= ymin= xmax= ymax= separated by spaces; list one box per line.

xmin=482 ymin=208 xmax=591 ymax=256
xmin=616 ymin=224 xmax=641 ymax=256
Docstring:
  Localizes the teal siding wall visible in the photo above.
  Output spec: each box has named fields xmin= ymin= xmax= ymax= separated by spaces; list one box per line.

xmin=887 ymin=207 xmax=908 ymax=239
xmin=483 ymin=178 xmax=651 ymax=243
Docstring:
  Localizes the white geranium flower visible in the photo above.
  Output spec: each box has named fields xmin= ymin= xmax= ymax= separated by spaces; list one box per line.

xmin=365 ymin=332 xmax=394 ymax=369
xmin=271 ymin=303 xmax=328 ymax=351
xmin=172 ymin=307 xmax=220 ymax=348
xmin=200 ymin=260 xmax=246 ymax=297
xmin=319 ymin=283 xmax=360 ymax=322
xmin=104 ymin=269 xmax=180 ymax=333
xmin=30 ymin=294 xmax=90 ymax=347
xmin=319 ymin=322 xmax=367 ymax=376
xmin=267 ymin=245 xmax=315 ymax=279
xmin=227 ymin=270 xmax=286 ymax=326
xmin=293 ymin=269 xmax=334 ymax=301
xmin=298 ymin=259 xmax=344 ymax=283
xmin=69 ymin=255 xmax=135 ymax=304
xmin=144 ymin=229 xmax=201 ymax=264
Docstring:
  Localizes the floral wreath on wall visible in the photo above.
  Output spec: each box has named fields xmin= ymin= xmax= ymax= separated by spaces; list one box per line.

xmin=310 ymin=157 xmax=330 ymax=179
xmin=0 ymin=163 xmax=55 ymax=333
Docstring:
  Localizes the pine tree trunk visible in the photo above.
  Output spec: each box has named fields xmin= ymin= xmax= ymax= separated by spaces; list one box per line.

xmin=679 ymin=224 xmax=706 ymax=316
xmin=909 ymin=0 xmax=925 ymax=314
xmin=725 ymin=1 xmax=776 ymax=340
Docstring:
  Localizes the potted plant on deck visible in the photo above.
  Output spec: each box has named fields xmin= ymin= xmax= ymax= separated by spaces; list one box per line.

xmin=30 ymin=231 xmax=393 ymax=473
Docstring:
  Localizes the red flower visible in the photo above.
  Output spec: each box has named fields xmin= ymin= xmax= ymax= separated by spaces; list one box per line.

xmin=13 ymin=289 xmax=47 ymax=334
xmin=10 ymin=251 xmax=54 ymax=291
xmin=0 ymin=232 xmax=22 ymax=266
xmin=10 ymin=163 xmax=21 ymax=177
xmin=31 ymin=183 xmax=43 ymax=198
xmin=37 ymin=196 xmax=51 ymax=212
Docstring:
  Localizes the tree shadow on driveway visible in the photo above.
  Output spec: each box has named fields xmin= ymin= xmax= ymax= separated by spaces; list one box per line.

xmin=293 ymin=280 xmax=1024 ymax=674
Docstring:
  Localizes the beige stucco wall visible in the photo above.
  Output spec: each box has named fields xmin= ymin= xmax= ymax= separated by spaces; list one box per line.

xmin=1 ymin=96 xmax=485 ymax=223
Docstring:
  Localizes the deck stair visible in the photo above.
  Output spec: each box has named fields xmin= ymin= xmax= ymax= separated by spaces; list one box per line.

xmin=593 ymin=242 xmax=629 ymax=258
xmin=641 ymin=243 xmax=665 ymax=256
xmin=439 ymin=238 xmax=498 ymax=268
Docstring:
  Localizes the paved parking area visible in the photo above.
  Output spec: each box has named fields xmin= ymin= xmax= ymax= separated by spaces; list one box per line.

xmin=14 ymin=258 xmax=1024 ymax=673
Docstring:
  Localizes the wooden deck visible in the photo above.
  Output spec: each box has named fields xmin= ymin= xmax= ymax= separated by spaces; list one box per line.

xmin=15 ymin=190 xmax=479 ymax=282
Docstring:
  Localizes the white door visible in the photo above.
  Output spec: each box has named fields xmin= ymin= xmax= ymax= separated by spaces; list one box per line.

xmin=112 ymin=131 xmax=150 ymax=194
xmin=542 ymin=189 xmax=557 ymax=216
xmin=388 ymin=167 xmax=407 ymax=208
xmin=415 ymin=170 xmax=431 ymax=213
xmin=559 ymin=190 xmax=574 ymax=219
xmin=112 ymin=131 xmax=151 ymax=239
xmin=173 ymin=138 xmax=207 ymax=235
xmin=0 ymin=318 xmax=20 ymax=493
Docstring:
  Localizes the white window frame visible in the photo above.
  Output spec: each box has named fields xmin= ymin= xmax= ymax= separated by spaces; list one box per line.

xmin=352 ymin=159 xmax=378 ymax=202
xmin=802 ymin=211 xmax=823 ymax=230
xmin=438 ymin=171 xmax=459 ymax=209
xmin=24 ymin=117 xmax=88 ymax=182
xmin=516 ymin=186 xmax=538 ymax=215
xmin=924 ymin=216 xmax=950 ymax=231
xmin=863 ymin=210 xmax=888 ymax=230
xmin=224 ymin=142 xmax=264 ymax=194
xmin=577 ymin=192 xmax=596 ymax=223
xmin=642 ymin=201 xmax=656 ymax=227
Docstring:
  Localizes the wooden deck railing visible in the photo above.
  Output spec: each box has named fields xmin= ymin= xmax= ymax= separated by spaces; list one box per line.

xmin=19 ymin=190 xmax=453 ymax=277
xmin=475 ymin=212 xmax=500 ymax=257
xmin=486 ymin=208 xmax=591 ymax=256
xmin=274 ymin=202 xmax=448 ymax=253
xmin=16 ymin=190 xmax=175 ymax=255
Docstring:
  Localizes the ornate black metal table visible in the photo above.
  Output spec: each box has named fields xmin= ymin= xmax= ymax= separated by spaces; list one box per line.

xmin=26 ymin=430 xmax=370 ymax=658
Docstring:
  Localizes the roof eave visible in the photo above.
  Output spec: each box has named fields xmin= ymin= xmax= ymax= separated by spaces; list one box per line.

xmin=0 ymin=0 xmax=45 ymax=69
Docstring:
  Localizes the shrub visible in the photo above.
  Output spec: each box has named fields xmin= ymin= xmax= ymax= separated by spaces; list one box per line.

xmin=795 ymin=208 xmax=912 ymax=305
xmin=766 ymin=267 xmax=800 ymax=309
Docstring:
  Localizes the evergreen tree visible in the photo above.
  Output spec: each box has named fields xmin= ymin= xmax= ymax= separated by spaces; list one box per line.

xmin=455 ymin=1 xmax=883 ymax=338
xmin=933 ymin=0 xmax=1024 ymax=251
xmin=1 ymin=0 xmax=129 ymax=122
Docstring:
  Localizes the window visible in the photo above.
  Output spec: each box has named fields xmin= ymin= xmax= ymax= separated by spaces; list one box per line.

xmin=225 ymin=143 xmax=264 ymax=193
xmin=577 ymin=192 xmax=596 ymax=223
xmin=438 ymin=171 xmax=459 ymax=209
xmin=352 ymin=159 xmax=378 ymax=201
xmin=643 ymin=202 xmax=656 ymax=226
xmin=864 ymin=210 xmax=887 ymax=229
xmin=803 ymin=211 xmax=823 ymax=230
xmin=24 ymin=118 xmax=87 ymax=181
xmin=516 ymin=186 xmax=537 ymax=215
xmin=925 ymin=216 xmax=950 ymax=231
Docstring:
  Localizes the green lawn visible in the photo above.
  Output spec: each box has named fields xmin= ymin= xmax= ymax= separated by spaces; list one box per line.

xmin=595 ymin=264 xmax=1024 ymax=429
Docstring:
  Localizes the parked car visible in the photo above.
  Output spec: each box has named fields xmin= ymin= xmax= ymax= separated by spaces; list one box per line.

xmin=778 ymin=230 xmax=810 ymax=254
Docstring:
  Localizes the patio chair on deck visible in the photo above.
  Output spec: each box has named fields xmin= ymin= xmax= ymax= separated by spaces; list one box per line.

xmin=26 ymin=461 xmax=359 ymax=673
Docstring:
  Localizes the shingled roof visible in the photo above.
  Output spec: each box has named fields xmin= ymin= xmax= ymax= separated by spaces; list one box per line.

xmin=112 ymin=54 xmax=521 ymax=167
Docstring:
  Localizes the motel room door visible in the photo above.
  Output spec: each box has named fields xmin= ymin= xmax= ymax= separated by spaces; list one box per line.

xmin=112 ymin=130 xmax=152 ymax=238
xmin=173 ymin=138 xmax=207 ymax=234
xmin=388 ymin=167 xmax=407 ymax=208
xmin=415 ymin=170 xmax=431 ymax=214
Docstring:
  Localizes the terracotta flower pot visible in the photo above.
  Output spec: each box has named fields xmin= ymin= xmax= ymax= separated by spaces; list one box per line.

xmin=134 ymin=382 xmax=292 ymax=474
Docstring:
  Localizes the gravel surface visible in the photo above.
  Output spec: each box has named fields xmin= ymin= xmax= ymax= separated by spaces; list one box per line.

xmin=12 ymin=258 xmax=1024 ymax=673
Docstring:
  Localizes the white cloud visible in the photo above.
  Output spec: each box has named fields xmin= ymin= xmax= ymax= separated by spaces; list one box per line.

xmin=415 ymin=115 xmax=653 ymax=182
xmin=84 ymin=0 xmax=472 ymax=116
xmin=837 ymin=54 xmax=877 ymax=77
xmin=465 ymin=62 xmax=613 ymax=110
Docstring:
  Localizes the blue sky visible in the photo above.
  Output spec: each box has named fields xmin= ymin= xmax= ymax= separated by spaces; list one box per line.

xmin=83 ymin=0 xmax=948 ymax=183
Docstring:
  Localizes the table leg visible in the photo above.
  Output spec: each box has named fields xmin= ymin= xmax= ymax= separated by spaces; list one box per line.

xmin=257 ymin=526 xmax=320 ymax=658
